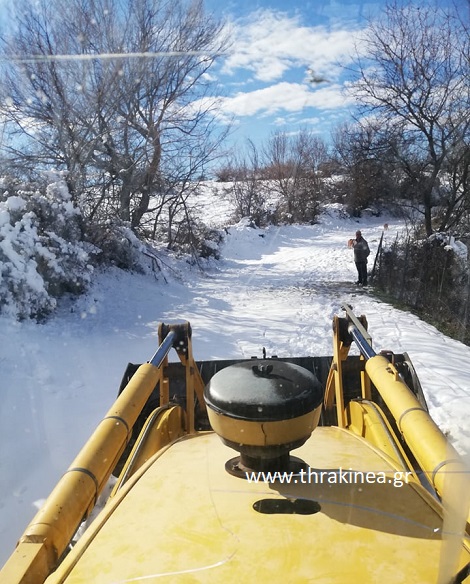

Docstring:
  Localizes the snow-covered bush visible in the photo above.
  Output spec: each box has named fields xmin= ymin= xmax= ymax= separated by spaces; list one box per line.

xmin=85 ymin=221 xmax=146 ymax=271
xmin=0 ymin=179 xmax=92 ymax=320
xmin=167 ymin=217 xmax=223 ymax=261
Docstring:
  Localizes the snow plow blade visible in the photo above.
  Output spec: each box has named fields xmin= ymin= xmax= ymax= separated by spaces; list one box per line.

xmin=1 ymin=312 xmax=469 ymax=584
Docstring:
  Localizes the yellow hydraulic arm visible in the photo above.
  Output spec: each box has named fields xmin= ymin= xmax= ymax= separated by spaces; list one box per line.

xmin=333 ymin=306 xmax=469 ymax=526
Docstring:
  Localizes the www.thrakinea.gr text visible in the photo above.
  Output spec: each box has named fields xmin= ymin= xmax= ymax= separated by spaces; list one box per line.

xmin=245 ymin=467 xmax=413 ymax=488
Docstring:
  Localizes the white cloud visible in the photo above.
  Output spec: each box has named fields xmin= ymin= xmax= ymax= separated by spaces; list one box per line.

xmin=216 ymin=82 xmax=354 ymax=120
xmin=222 ymin=9 xmax=362 ymax=83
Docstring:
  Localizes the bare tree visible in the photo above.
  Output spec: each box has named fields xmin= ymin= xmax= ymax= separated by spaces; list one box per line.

xmin=225 ymin=139 xmax=268 ymax=225
xmin=350 ymin=1 xmax=470 ymax=235
xmin=332 ymin=121 xmax=399 ymax=213
xmin=0 ymin=0 xmax=229 ymax=235
xmin=263 ymin=129 xmax=328 ymax=222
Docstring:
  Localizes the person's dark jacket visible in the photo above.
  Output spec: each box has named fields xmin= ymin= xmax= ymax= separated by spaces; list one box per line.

xmin=353 ymin=237 xmax=370 ymax=262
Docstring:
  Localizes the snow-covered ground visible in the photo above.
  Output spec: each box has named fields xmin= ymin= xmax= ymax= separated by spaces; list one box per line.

xmin=1 ymin=208 xmax=470 ymax=565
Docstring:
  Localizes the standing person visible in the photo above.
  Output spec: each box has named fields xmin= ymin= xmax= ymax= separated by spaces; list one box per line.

xmin=349 ymin=230 xmax=370 ymax=286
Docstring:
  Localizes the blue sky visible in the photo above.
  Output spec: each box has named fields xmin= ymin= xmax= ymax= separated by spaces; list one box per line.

xmin=203 ymin=0 xmax=383 ymax=150
xmin=203 ymin=0 xmax=467 ymax=151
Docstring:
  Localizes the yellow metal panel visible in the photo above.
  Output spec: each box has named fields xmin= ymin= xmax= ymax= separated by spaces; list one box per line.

xmin=47 ymin=428 xmax=470 ymax=583
xmin=346 ymin=400 xmax=415 ymax=473
xmin=111 ymin=405 xmax=186 ymax=493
